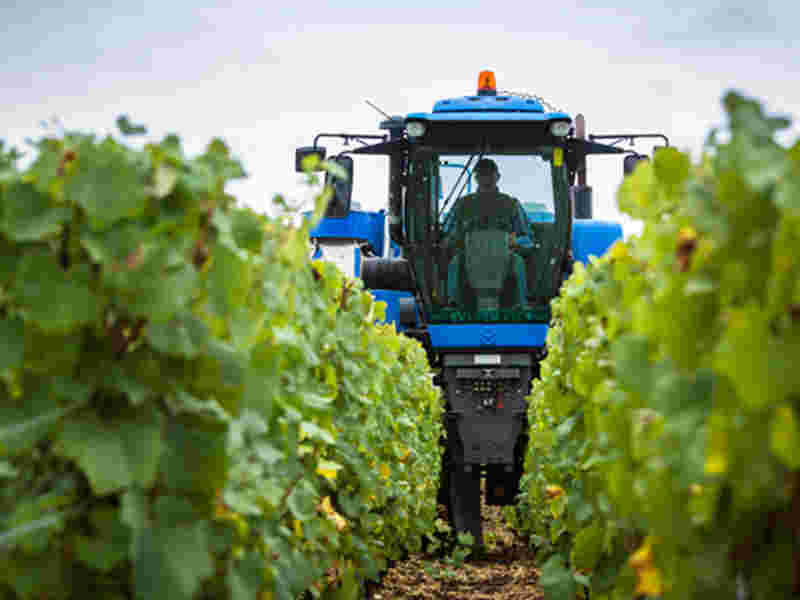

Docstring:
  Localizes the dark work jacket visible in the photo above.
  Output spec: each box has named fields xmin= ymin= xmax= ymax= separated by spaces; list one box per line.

xmin=443 ymin=190 xmax=533 ymax=248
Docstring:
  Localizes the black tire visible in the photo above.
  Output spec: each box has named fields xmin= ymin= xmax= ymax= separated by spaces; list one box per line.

xmin=437 ymin=433 xmax=450 ymax=508
xmin=447 ymin=465 xmax=483 ymax=549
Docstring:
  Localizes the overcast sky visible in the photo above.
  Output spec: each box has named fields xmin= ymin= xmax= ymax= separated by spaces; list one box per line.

xmin=3 ymin=0 xmax=799 ymax=235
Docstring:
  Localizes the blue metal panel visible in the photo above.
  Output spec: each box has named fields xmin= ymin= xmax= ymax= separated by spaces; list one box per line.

xmin=571 ymin=220 xmax=623 ymax=264
xmin=433 ymin=95 xmax=546 ymax=113
xmin=389 ymin=239 xmax=403 ymax=258
xmin=353 ymin=246 xmax=361 ymax=277
xmin=305 ymin=210 xmax=386 ymax=256
xmin=370 ymin=289 xmax=416 ymax=331
xmin=407 ymin=111 xmax=571 ymax=123
xmin=427 ymin=323 xmax=548 ymax=349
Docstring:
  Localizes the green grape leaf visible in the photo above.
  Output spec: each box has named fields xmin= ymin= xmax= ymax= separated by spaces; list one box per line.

xmin=26 ymin=137 xmax=64 ymax=195
xmin=0 ymin=182 xmax=71 ymax=241
xmin=126 ymin=264 xmax=198 ymax=322
xmin=121 ymin=487 xmax=148 ymax=546
xmin=133 ymin=521 xmax=214 ymax=600
xmin=0 ymin=238 xmax=19 ymax=288
xmin=0 ymin=381 xmax=88 ymax=455
xmin=550 ymin=492 xmax=568 ymax=519
xmin=539 ymin=554 xmax=578 ymax=600
xmin=617 ymin=159 xmax=657 ymax=219
xmin=13 ymin=253 xmax=101 ymax=333
xmin=23 ymin=329 xmax=82 ymax=374
xmin=154 ymin=495 xmax=205 ymax=526
xmin=685 ymin=276 xmax=716 ymax=295
xmin=197 ymin=138 xmax=246 ymax=183
xmin=254 ymin=441 xmax=283 ymax=465
xmin=653 ymin=146 xmax=691 ymax=187
xmin=207 ymin=243 xmax=252 ymax=315
xmin=723 ymin=92 xmax=790 ymax=139
xmin=300 ymin=392 xmax=333 ymax=411
xmin=0 ymin=460 xmax=18 ymax=478
xmin=106 ymin=364 xmax=154 ymax=405
xmin=287 ymin=479 xmax=318 ymax=522
xmin=152 ymin=163 xmax=179 ymax=198
xmin=146 ymin=311 xmax=210 ymax=357
xmin=228 ymin=553 xmax=268 ymax=600
xmin=160 ymin=418 xmax=228 ymax=496
xmin=774 ymin=178 xmax=800 ymax=211
xmin=650 ymin=368 xmax=714 ymax=418
xmin=300 ymin=421 xmax=336 ymax=445
xmin=64 ymin=139 xmax=148 ymax=229
xmin=206 ymin=338 xmax=247 ymax=388
xmin=165 ymin=388 xmax=230 ymax=420
xmin=75 ymin=507 xmax=131 ymax=571
xmin=714 ymin=305 xmax=799 ymax=409
xmin=0 ymin=140 xmax=21 ymax=181
xmin=80 ymin=221 xmax=148 ymax=265
xmin=241 ymin=371 xmax=277 ymax=422
xmin=116 ymin=115 xmax=147 ymax=136
xmin=0 ymin=509 xmax=71 ymax=554
xmin=571 ymin=521 xmax=605 ymax=572
xmin=231 ymin=209 xmax=265 ymax=252
xmin=0 ymin=316 xmax=24 ymax=372
xmin=56 ymin=406 xmax=163 ymax=495
xmin=610 ymin=334 xmax=652 ymax=400
xmin=770 ymin=405 xmax=800 ymax=469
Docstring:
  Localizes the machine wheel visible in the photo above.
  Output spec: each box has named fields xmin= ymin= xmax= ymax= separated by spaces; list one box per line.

xmin=437 ymin=437 xmax=450 ymax=508
xmin=447 ymin=465 xmax=483 ymax=549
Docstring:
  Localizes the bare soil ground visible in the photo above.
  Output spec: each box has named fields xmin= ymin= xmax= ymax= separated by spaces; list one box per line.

xmin=365 ymin=489 xmax=543 ymax=600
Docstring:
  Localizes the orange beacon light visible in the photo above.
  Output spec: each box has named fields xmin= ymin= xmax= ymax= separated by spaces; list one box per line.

xmin=477 ymin=70 xmax=497 ymax=96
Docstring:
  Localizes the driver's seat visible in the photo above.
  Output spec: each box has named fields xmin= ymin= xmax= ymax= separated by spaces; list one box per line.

xmin=447 ymin=230 xmax=528 ymax=311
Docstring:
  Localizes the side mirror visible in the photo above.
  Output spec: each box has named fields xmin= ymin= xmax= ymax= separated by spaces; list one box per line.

xmin=570 ymin=185 xmax=593 ymax=219
xmin=324 ymin=155 xmax=354 ymax=218
xmin=623 ymin=153 xmax=649 ymax=177
xmin=295 ymin=146 xmax=327 ymax=173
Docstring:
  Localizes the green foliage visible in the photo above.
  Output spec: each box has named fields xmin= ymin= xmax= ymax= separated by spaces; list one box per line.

xmin=514 ymin=92 xmax=800 ymax=599
xmin=0 ymin=125 xmax=442 ymax=599
xmin=422 ymin=527 xmax=475 ymax=581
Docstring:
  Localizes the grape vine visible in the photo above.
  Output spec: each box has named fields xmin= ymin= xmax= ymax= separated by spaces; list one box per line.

xmin=513 ymin=92 xmax=800 ymax=599
xmin=0 ymin=123 xmax=442 ymax=600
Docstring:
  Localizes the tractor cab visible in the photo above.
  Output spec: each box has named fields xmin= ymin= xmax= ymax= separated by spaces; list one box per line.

xmin=413 ymin=145 xmax=569 ymax=326
xmin=346 ymin=70 xmax=590 ymax=330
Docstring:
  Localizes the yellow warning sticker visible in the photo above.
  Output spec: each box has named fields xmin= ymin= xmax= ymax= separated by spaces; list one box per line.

xmin=553 ymin=147 xmax=564 ymax=167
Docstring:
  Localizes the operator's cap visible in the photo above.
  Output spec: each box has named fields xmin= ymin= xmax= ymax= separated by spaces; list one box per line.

xmin=474 ymin=158 xmax=498 ymax=174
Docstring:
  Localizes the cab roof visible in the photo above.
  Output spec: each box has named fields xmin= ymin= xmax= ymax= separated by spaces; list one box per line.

xmin=436 ymin=95 xmax=545 ymax=113
xmin=407 ymin=94 xmax=571 ymax=123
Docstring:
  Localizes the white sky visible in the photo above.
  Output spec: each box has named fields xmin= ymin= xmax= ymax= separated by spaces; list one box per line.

xmin=3 ymin=0 xmax=799 ymax=235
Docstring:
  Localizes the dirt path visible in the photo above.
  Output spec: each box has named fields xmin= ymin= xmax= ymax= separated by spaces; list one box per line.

xmin=366 ymin=492 xmax=543 ymax=600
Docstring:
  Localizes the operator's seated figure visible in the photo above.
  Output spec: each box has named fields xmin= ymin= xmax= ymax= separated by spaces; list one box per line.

xmin=443 ymin=158 xmax=533 ymax=309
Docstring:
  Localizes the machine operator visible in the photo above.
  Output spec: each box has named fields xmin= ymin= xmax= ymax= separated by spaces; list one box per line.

xmin=442 ymin=158 xmax=533 ymax=308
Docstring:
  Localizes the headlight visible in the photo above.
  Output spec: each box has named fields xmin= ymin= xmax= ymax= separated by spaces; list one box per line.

xmin=549 ymin=121 xmax=571 ymax=137
xmin=406 ymin=121 xmax=427 ymax=138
